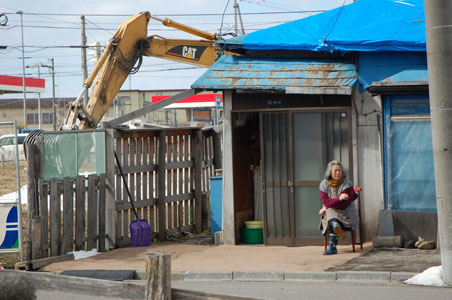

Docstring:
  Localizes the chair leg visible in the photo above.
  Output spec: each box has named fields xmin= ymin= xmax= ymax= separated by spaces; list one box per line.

xmin=351 ymin=230 xmax=356 ymax=252
xmin=359 ymin=230 xmax=363 ymax=250
xmin=323 ymin=235 xmax=328 ymax=251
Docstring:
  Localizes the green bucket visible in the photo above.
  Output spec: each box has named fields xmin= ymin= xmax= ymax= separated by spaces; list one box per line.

xmin=242 ymin=227 xmax=264 ymax=244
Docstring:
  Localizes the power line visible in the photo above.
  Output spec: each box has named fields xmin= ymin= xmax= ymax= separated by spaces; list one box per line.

xmin=2 ymin=10 xmax=325 ymax=17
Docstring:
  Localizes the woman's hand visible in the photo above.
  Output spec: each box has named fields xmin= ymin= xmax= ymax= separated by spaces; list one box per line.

xmin=339 ymin=193 xmax=349 ymax=201
xmin=319 ymin=206 xmax=327 ymax=216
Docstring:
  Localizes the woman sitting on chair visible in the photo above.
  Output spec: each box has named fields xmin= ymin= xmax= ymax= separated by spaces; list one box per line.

xmin=319 ymin=160 xmax=359 ymax=255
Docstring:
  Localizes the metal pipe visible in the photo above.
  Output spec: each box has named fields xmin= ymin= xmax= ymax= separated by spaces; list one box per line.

xmin=150 ymin=15 xmax=217 ymax=40
xmin=17 ymin=11 xmax=27 ymax=129
xmin=425 ymin=0 xmax=452 ymax=285
xmin=13 ymin=120 xmax=24 ymax=261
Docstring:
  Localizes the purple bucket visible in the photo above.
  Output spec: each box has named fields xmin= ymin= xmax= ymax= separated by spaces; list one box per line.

xmin=130 ymin=219 xmax=151 ymax=247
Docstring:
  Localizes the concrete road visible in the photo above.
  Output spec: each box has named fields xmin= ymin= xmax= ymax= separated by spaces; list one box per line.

xmin=173 ymin=281 xmax=452 ymax=300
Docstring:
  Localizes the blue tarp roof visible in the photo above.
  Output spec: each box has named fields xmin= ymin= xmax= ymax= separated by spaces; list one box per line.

xmin=192 ymin=55 xmax=357 ymax=94
xmin=222 ymin=0 xmax=426 ymax=53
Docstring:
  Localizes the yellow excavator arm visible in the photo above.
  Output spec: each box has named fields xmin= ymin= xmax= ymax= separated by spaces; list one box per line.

xmin=61 ymin=11 xmax=224 ymax=130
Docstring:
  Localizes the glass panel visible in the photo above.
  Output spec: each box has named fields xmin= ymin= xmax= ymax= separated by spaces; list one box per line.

xmin=44 ymin=131 xmax=105 ymax=180
xmin=389 ymin=119 xmax=436 ymax=211
xmin=78 ymin=131 xmax=106 ymax=175
xmin=293 ymin=113 xmax=325 ymax=180
xmin=295 ymin=186 xmax=322 ymax=237
xmin=263 ymin=113 xmax=290 ymax=239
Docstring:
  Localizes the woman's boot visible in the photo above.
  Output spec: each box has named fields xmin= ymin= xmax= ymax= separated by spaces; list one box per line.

xmin=331 ymin=220 xmax=345 ymax=238
xmin=323 ymin=234 xmax=339 ymax=255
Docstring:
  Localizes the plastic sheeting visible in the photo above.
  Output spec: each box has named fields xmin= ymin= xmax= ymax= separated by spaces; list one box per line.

xmin=385 ymin=95 xmax=436 ymax=212
xmin=43 ymin=131 xmax=105 ymax=181
xmin=222 ymin=0 xmax=426 ymax=53
xmin=388 ymin=119 xmax=436 ymax=212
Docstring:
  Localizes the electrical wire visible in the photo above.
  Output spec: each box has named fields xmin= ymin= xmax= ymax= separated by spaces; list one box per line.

xmin=219 ymin=0 xmax=231 ymax=36
xmin=323 ymin=0 xmax=347 ymax=45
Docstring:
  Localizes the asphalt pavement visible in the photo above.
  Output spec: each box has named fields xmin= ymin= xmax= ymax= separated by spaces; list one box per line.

xmin=2 ymin=234 xmax=447 ymax=299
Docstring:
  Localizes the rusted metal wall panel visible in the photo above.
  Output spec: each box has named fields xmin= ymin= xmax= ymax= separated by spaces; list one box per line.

xmin=192 ymin=55 xmax=357 ymax=93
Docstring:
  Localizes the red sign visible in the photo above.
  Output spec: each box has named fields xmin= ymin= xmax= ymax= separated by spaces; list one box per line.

xmin=152 ymin=93 xmax=222 ymax=108
xmin=0 ymin=75 xmax=45 ymax=93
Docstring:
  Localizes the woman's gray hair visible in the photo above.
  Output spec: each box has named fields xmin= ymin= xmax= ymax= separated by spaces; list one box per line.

xmin=324 ymin=160 xmax=344 ymax=180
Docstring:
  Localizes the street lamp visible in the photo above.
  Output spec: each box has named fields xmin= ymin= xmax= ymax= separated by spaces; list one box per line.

xmin=27 ymin=60 xmax=56 ymax=129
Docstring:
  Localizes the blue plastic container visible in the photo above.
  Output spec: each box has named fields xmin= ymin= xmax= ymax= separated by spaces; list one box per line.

xmin=210 ymin=176 xmax=223 ymax=237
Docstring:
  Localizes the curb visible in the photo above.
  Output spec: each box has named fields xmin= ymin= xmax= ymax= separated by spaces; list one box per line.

xmin=135 ymin=270 xmax=418 ymax=283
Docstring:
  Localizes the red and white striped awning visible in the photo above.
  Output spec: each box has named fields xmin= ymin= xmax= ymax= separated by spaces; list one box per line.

xmin=152 ymin=93 xmax=222 ymax=108
xmin=0 ymin=75 xmax=45 ymax=94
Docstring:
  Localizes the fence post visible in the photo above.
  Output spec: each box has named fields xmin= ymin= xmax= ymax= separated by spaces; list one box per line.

xmin=25 ymin=141 xmax=37 ymax=261
xmin=157 ymin=130 xmax=167 ymax=241
xmin=101 ymin=123 xmax=117 ymax=249
xmin=213 ymin=126 xmax=223 ymax=170
xmin=194 ymin=129 xmax=203 ymax=233
xmin=145 ymin=252 xmax=171 ymax=300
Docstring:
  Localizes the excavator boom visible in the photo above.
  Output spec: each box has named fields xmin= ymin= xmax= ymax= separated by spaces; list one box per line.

xmin=62 ymin=11 xmax=223 ymax=130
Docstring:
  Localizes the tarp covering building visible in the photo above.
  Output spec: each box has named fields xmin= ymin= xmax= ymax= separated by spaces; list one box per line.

xmin=222 ymin=0 xmax=426 ymax=53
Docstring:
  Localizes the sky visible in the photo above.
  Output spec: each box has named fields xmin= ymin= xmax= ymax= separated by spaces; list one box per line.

xmin=0 ymin=0 xmax=352 ymax=99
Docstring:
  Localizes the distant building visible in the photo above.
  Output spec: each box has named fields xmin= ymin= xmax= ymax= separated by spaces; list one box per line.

xmin=0 ymin=88 xmax=222 ymax=135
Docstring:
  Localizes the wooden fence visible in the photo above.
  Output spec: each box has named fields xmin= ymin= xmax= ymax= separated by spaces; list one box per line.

xmin=25 ymin=126 xmax=222 ymax=261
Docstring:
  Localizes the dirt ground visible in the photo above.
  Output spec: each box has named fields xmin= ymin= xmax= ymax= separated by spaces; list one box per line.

xmin=0 ymin=161 xmax=27 ymax=196
xmin=0 ymin=162 xmax=27 ymax=269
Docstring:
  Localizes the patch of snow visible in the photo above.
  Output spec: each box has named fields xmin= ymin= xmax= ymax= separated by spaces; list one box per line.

xmin=71 ymin=249 xmax=100 ymax=260
xmin=0 ymin=185 xmax=27 ymax=205
xmin=405 ymin=265 xmax=448 ymax=287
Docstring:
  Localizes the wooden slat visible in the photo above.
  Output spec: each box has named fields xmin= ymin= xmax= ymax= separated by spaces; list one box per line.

xmin=213 ymin=130 xmax=223 ymax=170
xmin=49 ymin=178 xmax=60 ymax=257
xmin=130 ymin=137 xmax=136 ymax=222
xmin=115 ymin=138 xmax=123 ymax=241
xmin=75 ymin=176 xmax=86 ymax=251
xmin=164 ymin=193 xmax=194 ymax=204
xmin=157 ymin=131 xmax=167 ymax=241
xmin=184 ymin=134 xmax=190 ymax=226
xmin=167 ymin=135 xmax=173 ymax=230
xmin=137 ymin=137 xmax=143 ymax=219
xmin=87 ymin=174 xmax=97 ymax=251
xmin=142 ymin=137 xmax=149 ymax=223
xmin=98 ymin=174 xmax=106 ymax=251
xmin=39 ymin=180 xmax=49 ymax=258
xmin=172 ymin=136 xmax=178 ymax=228
xmin=178 ymin=135 xmax=184 ymax=229
xmin=62 ymin=177 xmax=74 ymax=254
xmin=115 ymin=198 xmax=158 ymax=210
xmin=122 ymin=138 xmax=129 ymax=239
xmin=116 ymin=164 xmax=157 ymax=174
xmin=149 ymin=136 xmax=156 ymax=233
xmin=194 ymin=129 xmax=203 ymax=233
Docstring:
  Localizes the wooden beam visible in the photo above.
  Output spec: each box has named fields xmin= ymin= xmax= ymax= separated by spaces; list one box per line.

xmin=145 ymin=252 xmax=171 ymax=300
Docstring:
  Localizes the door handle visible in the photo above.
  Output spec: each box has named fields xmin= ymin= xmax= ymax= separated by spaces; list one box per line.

xmin=288 ymin=180 xmax=294 ymax=193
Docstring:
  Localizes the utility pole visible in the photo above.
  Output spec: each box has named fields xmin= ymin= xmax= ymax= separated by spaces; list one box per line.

xmin=424 ymin=0 xmax=452 ymax=285
xmin=81 ymin=15 xmax=88 ymax=105
xmin=17 ymin=11 xmax=27 ymax=129
xmin=233 ymin=0 xmax=245 ymax=35
xmin=50 ymin=58 xmax=56 ymax=130
xmin=26 ymin=64 xmax=42 ymax=129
